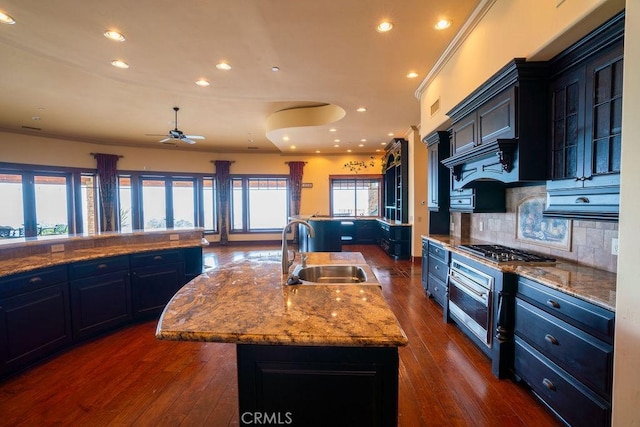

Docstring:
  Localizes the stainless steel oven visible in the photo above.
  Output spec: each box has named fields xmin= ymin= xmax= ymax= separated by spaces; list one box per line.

xmin=448 ymin=259 xmax=494 ymax=348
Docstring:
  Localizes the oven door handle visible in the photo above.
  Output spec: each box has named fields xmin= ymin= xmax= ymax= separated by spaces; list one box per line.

xmin=449 ymin=273 xmax=489 ymax=304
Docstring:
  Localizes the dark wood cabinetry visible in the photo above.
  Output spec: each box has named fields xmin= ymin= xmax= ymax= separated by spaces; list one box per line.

xmin=237 ymin=344 xmax=399 ymax=427
xmin=130 ymin=249 xmax=186 ymax=319
xmin=69 ymin=255 xmax=131 ymax=340
xmin=0 ymin=246 xmax=202 ymax=377
xmin=421 ymin=238 xmax=449 ymax=311
xmin=545 ymin=12 xmax=624 ymax=221
xmin=0 ymin=266 xmax=71 ymax=375
xmin=424 ymin=130 xmax=451 ymax=234
xmin=383 ymin=138 xmax=409 ymax=224
xmin=514 ymin=276 xmax=614 ymax=426
xmin=377 ymin=220 xmax=411 ymax=260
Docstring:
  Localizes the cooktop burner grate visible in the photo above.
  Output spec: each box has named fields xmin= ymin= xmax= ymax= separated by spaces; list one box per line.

xmin=457 ymin=244 xmax=556 ymax=263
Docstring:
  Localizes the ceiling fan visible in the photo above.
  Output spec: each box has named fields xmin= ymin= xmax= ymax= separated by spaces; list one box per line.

xmin=155 ymin=107 xmax=205 ymax=145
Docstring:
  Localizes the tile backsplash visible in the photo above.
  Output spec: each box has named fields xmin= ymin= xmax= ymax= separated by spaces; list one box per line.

xmin=450 ymin=185 xmax=618 ymax=272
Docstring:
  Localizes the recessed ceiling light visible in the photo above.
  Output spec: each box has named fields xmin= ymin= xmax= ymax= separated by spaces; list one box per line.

xmin=360 ymin=139 xmax=367 ymax=142
xmin=195 ymin=79 xmax=210 ymax=87
xmin=32 ymin=116 xmax=41 ymax=121
xmin=377 ymin=21 xmax=393 ymax=32
xmin=290 ymin=145 xmax=296 ymax=149
xmin=381 ymin=142 xmax=387 ymax=145
xmin=334 ymin=144 xmax=340 ymax=148
xmin=0 ymin=11 xmax=16 ymax=24
xmin=435 ymin=19 xmax=452 ymax=30
xmin=347 ymin=149 xmax=353 ymax=153
xmin=111 ymin=60 xmax=129 ymax=69
xmin=104 ymin=30 xmax=125 ymax=42
xmin=329 ymin=128 xmax=337 ymax=132
xmin=356 ymin=107 xmax=367 ymax=112
xmin=388 ymin=132 xmax=394 ymax=136
xmin=272 ymin=66 xmax=280 ymax=72
xmin=358 ymin=144 xmax=364 ymax=147
xmin=334 ymin=139 xmax=340 ymax=143
xmin=216 ymin=61 xmax=232 ymax=71
xmin=407 ymin=71 xmax=419 ymax=79
xmin=315 ymin=150 xmax=321 ymax=153
xmin=283 ymin=136 xmax=289 ymax=141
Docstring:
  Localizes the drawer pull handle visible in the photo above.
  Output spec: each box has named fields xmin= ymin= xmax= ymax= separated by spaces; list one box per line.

xmin=546 ymin=299 xmax=560 ymax=309
xmin=545 ymin=334 xmax=559 ymax=345
xmin=542 ymin=378 xmax=556 ymax=391
xmin=97 ymin=264 xmax=108 ymax=270
xmin=434 ymin=286 xmax=439 ymax=292
xmin=153 ymin=256 xmax=163 ymax=261
xmin=29 ymin=276 xmax=42 ymax=284
xmin=435 ymin=265 xmax=439 ymax=270
xmin=575 ymin=196 xmax=590 ymax=204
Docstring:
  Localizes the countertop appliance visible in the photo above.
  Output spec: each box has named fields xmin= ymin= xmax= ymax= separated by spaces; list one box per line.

xmin=457 ymin=244 xmax=556 ymax=264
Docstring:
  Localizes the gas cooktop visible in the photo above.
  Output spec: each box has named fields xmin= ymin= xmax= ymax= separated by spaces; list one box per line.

xmin=457 ymin=244 xmax=556 ymax=264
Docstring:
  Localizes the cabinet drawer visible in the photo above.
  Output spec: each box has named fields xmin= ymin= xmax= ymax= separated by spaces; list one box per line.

xmin=0 ymin=266 xmax=68 ymax=298
xmin=428 ymin=242 xmax=447 ymax=262
xmin=428 ymin=256 xmax=448 ymax=283
xmin=428 ymin=274 xmax=447 ymax=308
xmin=516 ymin=299 xmax=613 ymax=398
xmin=69 ymin=255 xmax=130 ymax=280
xmin=450 ymin=192 xmax=474 ymax=211
xmin=517 ymin=277 xmax=615 ymax=344
xmin=130 ymin=250 xmax=185 ymax=268
xmin=515 ymin=337 xmax=610 ymax=427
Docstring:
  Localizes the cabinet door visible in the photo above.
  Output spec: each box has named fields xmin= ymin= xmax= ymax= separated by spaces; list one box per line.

xmin=131 ymin=262 xmax=185 ymax=319
xmin=583 ymin=45 xmax=623 ymax=189
xmin=550 ymin=66 xmax=585 ymax=185
xmin=0 ymin=283 xmax=72 ymax=374
xmin=451 ymin=114 xmax=476 ymax=154
xmin=427 ymin=143 xmax=440 ymax=210
xmin=70 ymin=271 xmax=131 ymax=340
xmin=478 ymin=87 xmax=516 ymax=144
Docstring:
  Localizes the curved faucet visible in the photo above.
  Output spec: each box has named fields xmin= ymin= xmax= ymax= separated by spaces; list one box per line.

xmin=282 ymin=219 xmax=315 ymax=274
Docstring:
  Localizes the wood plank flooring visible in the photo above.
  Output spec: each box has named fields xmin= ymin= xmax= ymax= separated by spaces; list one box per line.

xmin=0 ymin=244 xmax=562 ymax=426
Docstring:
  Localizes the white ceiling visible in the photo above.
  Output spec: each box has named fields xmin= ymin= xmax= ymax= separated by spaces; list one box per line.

xmin=0 ymin=0 xmax=479 ymax=154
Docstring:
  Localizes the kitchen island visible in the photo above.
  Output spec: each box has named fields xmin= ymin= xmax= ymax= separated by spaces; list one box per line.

xmin=156 ymin=251 xmax=408 ymax=426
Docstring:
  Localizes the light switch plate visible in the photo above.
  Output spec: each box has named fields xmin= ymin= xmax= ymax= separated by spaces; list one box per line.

xmin=611 ymin=238 xmax=619 ymax=255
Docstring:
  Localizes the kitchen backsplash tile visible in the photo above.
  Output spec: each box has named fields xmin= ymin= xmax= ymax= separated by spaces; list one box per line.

xmin=450 ymin=185 xmax=618 ymax=272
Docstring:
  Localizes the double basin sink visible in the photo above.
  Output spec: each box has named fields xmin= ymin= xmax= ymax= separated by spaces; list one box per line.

xmin=289 ymin=264 xmax=379 ymax=286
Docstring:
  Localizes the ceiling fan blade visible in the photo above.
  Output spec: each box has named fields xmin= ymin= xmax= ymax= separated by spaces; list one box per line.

xmin=159 ymin=137 xmax=171 ymax=143
xmin=185 ymin=135 xmax=205 ymax=140
xmin=181 ymin=137 xmax=197 ymax=144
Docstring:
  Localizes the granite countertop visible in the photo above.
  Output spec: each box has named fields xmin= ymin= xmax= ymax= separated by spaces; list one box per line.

xmin=156 ymin=252 xmax=409 ymax=347
xmin=422 ymin=234 xmax=616 ymax=312
xmin=0 ymin=229 xmax=204 ymax=278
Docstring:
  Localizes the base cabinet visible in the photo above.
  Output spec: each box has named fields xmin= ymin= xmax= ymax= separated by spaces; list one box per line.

xmin=0 ymin=266 xmax=71 ymax=375
xmin=377 ymin=220 xmax=411 ymax=260
xmin=421 ymin=239 xmax=449 ymax=309
xmin=131 ymin=250 xmax=186 ymax=319
xmin=514 ymin=276 xmax=614 ymax=426
xmin=0 ymin=246 xmax=201 ymax=378
xmin=237 ymin=344 xmax=399 ymax=427
xmin=69 ymin=255 xmax=131 ymax=341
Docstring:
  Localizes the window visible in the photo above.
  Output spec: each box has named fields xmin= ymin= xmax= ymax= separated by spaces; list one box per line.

xmin=0 ymin=168 xmax=83 ymax=238
xmin=330 ymin=176 xmax=381 ymax=217
xmin=203 ymin=178 xmax=217 ymax=232
xmin=231 ymin=176 xmax=289 ymax=232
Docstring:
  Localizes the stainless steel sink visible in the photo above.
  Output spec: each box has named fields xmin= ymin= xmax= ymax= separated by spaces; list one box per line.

xmin=291 ymin=265 xmax=368 ymax=284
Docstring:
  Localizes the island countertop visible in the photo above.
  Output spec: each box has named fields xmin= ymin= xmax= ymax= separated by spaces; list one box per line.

xmin=156 ymin=251 xmax=408 ymax=347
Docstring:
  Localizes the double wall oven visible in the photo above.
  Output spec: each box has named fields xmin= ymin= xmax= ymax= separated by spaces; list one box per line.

xmin=446 ymin=244 xmax=555 ymax=378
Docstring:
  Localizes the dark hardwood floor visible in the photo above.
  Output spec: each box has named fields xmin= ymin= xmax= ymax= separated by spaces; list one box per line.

xmin=0 ymin=244 xmax=561 ymax=426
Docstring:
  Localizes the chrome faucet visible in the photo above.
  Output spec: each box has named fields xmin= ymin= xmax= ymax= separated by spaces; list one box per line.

xmin=281 ymin=219 xmax=315 ymax=274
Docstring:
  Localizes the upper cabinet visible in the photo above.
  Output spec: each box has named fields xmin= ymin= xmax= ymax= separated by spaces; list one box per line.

xmin=545 ymin=12 xmax=624 ymax=221
xmin=424 ymin=130 xmax=451 ymax=234
xmin=442 ymin=59 xmax=549 ymax=190
xmin=383 ymin=138 xmax=409 ymax=224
